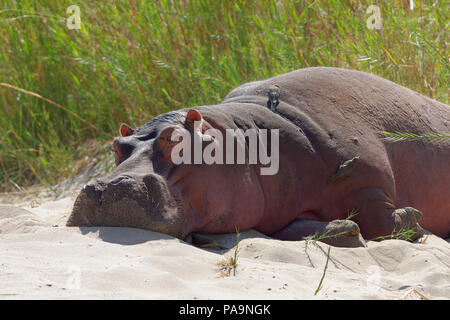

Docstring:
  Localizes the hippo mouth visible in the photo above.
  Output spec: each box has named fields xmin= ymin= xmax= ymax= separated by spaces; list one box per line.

xmin=67 ymin=173 xmax=188 ymax=238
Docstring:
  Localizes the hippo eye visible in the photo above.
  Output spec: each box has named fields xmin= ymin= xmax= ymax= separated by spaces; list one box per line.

xmin=136 ymin=131 xmax=157 ymax=141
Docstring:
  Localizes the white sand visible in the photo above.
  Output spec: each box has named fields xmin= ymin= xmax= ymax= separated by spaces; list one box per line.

xmin=0 ymin=196 xmax=449 ymax=300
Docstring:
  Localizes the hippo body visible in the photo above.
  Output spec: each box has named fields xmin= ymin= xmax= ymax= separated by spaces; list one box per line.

xmin=68 ymin=67 xmax=450 ymax=242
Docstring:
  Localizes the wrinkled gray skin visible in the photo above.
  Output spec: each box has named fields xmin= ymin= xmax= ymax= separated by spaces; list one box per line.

xmin=67 ymin=67 xmax=450 ymax=246
xmin=68 ymin=112 xmax=192 ymax=238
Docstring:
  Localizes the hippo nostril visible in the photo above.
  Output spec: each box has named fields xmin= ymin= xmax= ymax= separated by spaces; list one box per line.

xmin=110 ymin=175 xmax=135 ymax=185
xmin=82 ymin=181 xmax=105 ymax=200
xmin=83 ymin=183 xmax=95 ymax=193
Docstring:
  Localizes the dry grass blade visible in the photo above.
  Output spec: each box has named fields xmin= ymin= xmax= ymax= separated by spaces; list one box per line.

xmin=216 ymin=256 xmax=235 ymax=277
xmin=399 ymin=288 xmax=429 ymax=300
xmin=0 ymin=82 xmax=97 ymax=130
xmin=216 ymin=228 xmax=240 ymax=277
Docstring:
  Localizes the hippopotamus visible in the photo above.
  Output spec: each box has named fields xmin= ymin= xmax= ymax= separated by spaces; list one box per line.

xmin=67 ymin=67 xmax=450 ymax=247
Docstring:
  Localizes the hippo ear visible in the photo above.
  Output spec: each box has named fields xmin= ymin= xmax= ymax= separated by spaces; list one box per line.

xmin=120 ymin=123 xmax=135 ymax=137
xmin=185 ymin=109 xmax=203 ymax=131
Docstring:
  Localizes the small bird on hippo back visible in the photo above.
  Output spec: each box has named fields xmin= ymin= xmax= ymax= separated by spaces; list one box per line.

xmin=267 ymin=84 xmax=280 ymax=111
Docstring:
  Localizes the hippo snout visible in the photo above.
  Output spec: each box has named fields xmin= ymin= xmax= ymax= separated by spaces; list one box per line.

xmin=82 ymin=180 xmax=106 ymax=200
xmin=67 ymin=173 xmax=187 ymax=238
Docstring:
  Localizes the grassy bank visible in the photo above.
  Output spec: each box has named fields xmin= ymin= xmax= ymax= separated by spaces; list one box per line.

xmin=0 ymin=0 xmax=448 ymax=191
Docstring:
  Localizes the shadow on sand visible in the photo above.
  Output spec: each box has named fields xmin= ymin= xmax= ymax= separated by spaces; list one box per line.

xmin=77 ymin=226 xmax=270 ymax=249
xmin=78 ymin=226 xmax=175 ymax=245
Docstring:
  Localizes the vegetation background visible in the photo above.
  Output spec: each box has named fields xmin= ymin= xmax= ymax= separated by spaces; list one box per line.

xmin=0 ymin=0 xmax=448 ymax=191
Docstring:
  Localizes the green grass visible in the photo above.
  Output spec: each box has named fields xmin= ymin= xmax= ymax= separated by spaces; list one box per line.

xmin=303 ymin=209 xmax=358 ymax=244
xmin=370 ymin=227 xmax=417 ymax=241
xmin=314 ymin=245 xmax=331 ymax=296
xmin=216 ymin=228 xmax=241 ymax=277
xmin=379 ymin=131 xmax=450 ymax=143
xmin=0 ymin=0 xmax=448 ymax=190
xmin=231 ymin=228 xmax=241 ymax=276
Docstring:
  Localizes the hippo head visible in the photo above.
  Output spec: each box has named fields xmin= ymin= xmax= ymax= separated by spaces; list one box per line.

xmin=67 ymin=109 xmax=205 ymax=238
xmin=67 ymin=108 xmax=264 ymax=239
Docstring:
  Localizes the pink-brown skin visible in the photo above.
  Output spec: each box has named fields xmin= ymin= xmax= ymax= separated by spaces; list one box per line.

xmin=67 ymin=67 xmax=450 ymax=241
